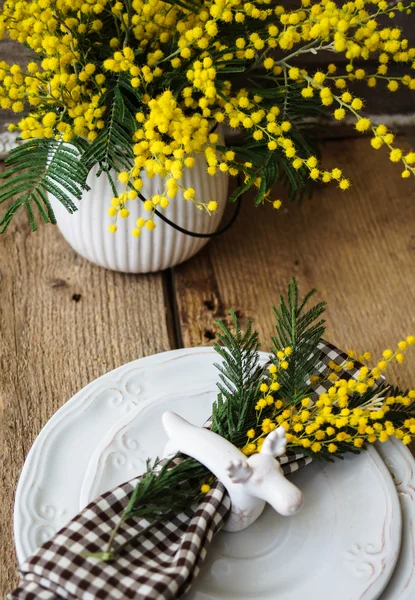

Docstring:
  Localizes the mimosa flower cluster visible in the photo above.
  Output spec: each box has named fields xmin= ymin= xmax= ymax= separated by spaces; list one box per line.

xmin=1 ymin=0 xmax=415 ymax=233
xmin=242 ymin=336 xmax=415 ymax=458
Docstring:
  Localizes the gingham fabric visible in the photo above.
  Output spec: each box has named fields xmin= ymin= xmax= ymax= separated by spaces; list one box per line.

xmin=11 ymin=340 xmax=357 ymax=600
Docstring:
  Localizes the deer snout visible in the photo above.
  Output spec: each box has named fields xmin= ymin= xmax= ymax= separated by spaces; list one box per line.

xmin=275 ymin=485 xmax=304 ymax=516
xmin=266 ymin=478 xmax=304 ymax=516
xmin=246 ymin=454 xmax=304 ymax=517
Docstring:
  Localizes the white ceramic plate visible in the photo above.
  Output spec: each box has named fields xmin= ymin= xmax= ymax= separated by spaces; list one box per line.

xmin=13 ymin=347 xmax=411 ymax=600
xmin=80 ymin=377 xmax=401 ymax=600
xmin=376 ymin=437 xmax=415 ymax=600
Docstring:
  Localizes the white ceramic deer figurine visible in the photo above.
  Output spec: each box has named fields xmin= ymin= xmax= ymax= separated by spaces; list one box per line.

xmin=162 ymin=411 xmax=304 ymax=532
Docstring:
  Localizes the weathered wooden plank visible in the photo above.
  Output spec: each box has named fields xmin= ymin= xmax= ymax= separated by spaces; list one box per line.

xmin=172 ymin=136 xmax=415 ymax=389
xmin=0 ymin=190 xmax=173 ymax=593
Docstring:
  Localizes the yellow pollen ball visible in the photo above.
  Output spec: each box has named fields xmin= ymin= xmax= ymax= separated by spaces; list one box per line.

xmin=355 ymin=118 xmax=371 ymax=132
xmin=264 ymin=58 xmax=275 ymax=70
xmin=118 ymin=172 xmax=129 ymax=183
xmin=371 ymin=137 xmax=383 ymax=150
xmin=390 ymin=148 xmax=402 ymax=162
xmin=334 ymin=108 xmax=345 ymax=120
xmin=289 ymin=67 xmax=300 ymax=80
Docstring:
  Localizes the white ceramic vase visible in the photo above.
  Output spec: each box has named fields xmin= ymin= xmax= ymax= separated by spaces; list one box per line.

xmin=49 ymin=155 xmax=228 ymax=273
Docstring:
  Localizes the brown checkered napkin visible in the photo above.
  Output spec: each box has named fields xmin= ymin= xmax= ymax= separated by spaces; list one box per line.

xmin=11 ymin=479 xmax=230 ymax=600
xmin=10 ymin=341 xmax=354 ymax=600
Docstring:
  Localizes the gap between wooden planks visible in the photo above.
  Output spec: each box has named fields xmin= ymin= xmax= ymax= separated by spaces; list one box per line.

xmin=1 ymin=135 xmax=414 ymax=593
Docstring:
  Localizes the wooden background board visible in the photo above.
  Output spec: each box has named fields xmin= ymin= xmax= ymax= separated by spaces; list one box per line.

xmin=1 ymin=136 xmax=415 ymax=594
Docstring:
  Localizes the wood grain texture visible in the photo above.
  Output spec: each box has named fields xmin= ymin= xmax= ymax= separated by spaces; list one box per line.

xmin=172 ymin=136 xmax=415 ymax=389
xmin=0 ymin=200 xmax=172 ymax=594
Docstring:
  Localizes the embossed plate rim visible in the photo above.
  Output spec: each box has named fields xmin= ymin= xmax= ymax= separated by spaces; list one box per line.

xmin=375 ymin=437 xmax=415 ymax=600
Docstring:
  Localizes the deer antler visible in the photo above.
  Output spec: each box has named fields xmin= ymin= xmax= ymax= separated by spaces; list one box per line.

xmin=260 ymin=426 xmax=287 ymax=458
xmin=226 ymin=459 xmax=253 ymax=483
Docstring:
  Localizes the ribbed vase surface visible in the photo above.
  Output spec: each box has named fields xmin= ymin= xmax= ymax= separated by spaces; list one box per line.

xmin=50 ymin=155 xmax=228 ymax=273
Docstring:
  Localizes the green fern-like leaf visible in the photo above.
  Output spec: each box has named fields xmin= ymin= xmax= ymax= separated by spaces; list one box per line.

xmin=228 ymin=173 xmax=256 ymax=203
xmin=83 ymin=76 xmax=136 ymax=177
xmin=0 ymin=138 xmax=89 ymax=232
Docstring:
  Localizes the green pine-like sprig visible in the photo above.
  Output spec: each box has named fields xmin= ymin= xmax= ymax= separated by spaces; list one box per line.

xmin=272 ymin=277 xmax=326 ymax=406
xmin=211 ymin=311 xmax=264 ymax=444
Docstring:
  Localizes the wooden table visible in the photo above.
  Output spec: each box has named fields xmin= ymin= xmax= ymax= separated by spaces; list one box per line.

xmin=1 ymin=136 xmax=415 ymax=594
